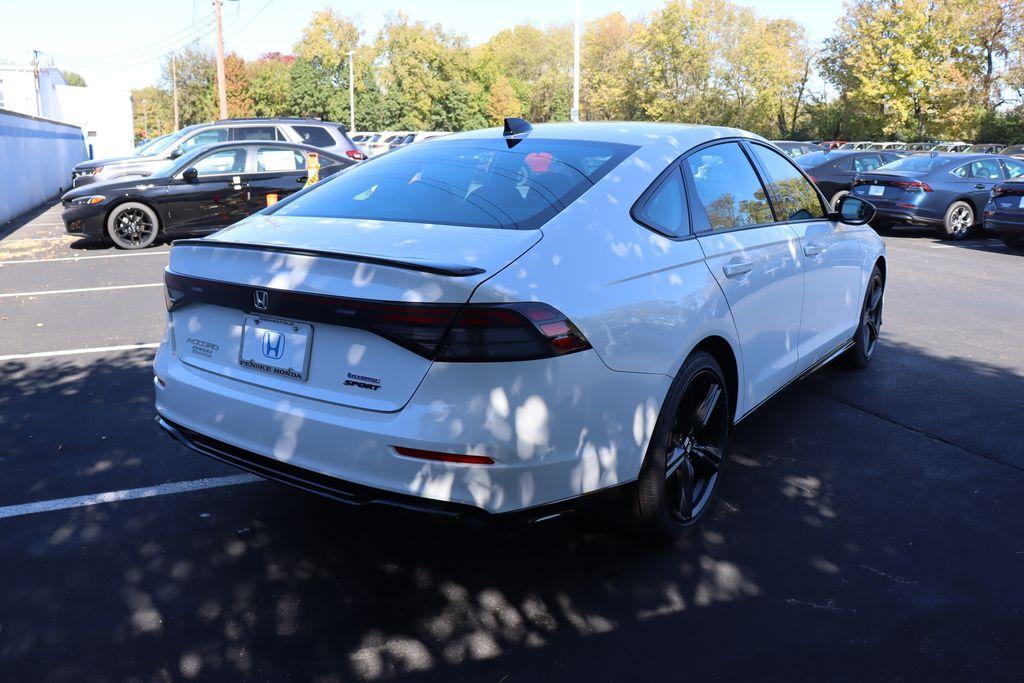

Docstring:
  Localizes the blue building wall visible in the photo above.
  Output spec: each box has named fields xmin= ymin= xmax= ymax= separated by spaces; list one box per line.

xmin=0 ymin=110 xmax=87 ymax=225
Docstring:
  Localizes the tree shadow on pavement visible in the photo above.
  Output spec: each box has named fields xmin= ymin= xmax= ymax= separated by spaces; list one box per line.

xmin=1 ymin=340 xmax=1023 ymax=682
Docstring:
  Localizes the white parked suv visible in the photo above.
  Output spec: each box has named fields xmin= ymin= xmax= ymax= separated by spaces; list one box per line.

xmin=155 ymin=120 xmax=886 ymax=539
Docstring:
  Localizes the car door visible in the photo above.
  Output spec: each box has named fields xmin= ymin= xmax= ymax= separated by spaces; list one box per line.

xmin=748 ymin=142 xmax=864 ymax=374
xmin=686 ymin=141 xmax=805 ymax=409
xmin=245 ymin=146 xmax=313 ymax=210
xmin=162 ymin=146 xmax=252 ymax=236
xmin=966 ymin=158 xmax=1005 ymax=208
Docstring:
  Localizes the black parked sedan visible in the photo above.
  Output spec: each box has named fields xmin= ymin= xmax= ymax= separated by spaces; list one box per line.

xmin=983 ymin=179 xmax=1024 ymax=250
xmin=61 ymin=141 xmax=354 ymax=249
xmin=795 ymin=149 xmax=905 ymax=208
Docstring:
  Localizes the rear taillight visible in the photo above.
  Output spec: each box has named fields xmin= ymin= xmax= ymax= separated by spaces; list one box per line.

xmin=991 ymin=186 xmax=1019 ymax=198
xmin=346 ymin=150 xmax=367 ymax=161
xmin=437 ymin=303 xmax=591 ymax=362
xmin=894 ymin=180 xmax=932 ymax=192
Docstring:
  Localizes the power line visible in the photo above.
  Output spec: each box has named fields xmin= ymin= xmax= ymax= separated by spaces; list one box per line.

xmin=43 ymin=13 xmax=215 ymax=68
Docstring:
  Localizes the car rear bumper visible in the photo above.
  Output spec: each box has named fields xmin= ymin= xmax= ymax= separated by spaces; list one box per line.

xmin=870 ymin=206 xmax=943 ymax=226
xmin=153 ymin=340 xmax=669 ymax=515
xmin=983 ymin=217 xmax=1024 ymax=236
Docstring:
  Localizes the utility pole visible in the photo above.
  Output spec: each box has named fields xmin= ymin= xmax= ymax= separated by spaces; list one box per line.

xmin=171 ymin=53 xmax=180 ymax=130
xmin=213 ymin=0 xmax=228 ymax=119
xmin=347 ymin=50 xmax=355 ymax=133
xmin=571 ymin=0 xmax=581 ymax=122
xmin=31 ymin=49 xmax=42 ymax=117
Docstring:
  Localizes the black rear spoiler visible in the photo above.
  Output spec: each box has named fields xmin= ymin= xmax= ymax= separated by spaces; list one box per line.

xmin=170 ymin=239 xmax=486 ymax=277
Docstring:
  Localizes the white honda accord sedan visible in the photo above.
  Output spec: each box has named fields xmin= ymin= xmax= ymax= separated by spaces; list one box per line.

xmin=154 ymin=120 xmax=886 ymax=539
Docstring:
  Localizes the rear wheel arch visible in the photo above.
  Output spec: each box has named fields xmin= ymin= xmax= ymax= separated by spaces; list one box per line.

xmin=691 ymin=336 xmax=739 ymax=425
xmin=874 ymin=255 xmax=887 ymax=286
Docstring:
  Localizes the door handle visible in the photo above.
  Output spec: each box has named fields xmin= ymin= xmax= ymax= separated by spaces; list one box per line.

xmin=297 ymin=176 xmax=308 ymax=184
xmin=974 ymin=184 xmax=986 ymax=190
xmin=803 ymin=242 xmax=825 ymax=257
xmin=723 ymin=259 xmax=754 ymax=278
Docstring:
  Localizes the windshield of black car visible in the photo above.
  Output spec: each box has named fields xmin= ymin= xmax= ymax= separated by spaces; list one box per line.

xmin=269 ymin=138 xmax=637 ymax=229
xmin=139 ymin=128 xmax=194 ymax=157
xmin=878 ymin=156 xmax=951 ymax=173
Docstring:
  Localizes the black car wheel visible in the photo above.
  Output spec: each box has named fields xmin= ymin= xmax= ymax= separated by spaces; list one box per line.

xmin=107 ymin=202 xmax=160 ymax=250
xmin=635 ymin=351 xmax=730 ymax=541
xmin=846 ymin=265 xmax=884 ymax=369
xmin=940 ymin=201 xmax=974 ymax=240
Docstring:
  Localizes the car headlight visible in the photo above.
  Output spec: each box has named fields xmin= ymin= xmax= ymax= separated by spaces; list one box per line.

xmin=69 ymin=195 xmax=106 ymax=206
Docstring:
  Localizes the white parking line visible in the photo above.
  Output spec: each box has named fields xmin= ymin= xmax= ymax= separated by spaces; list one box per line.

xmin=0 ymin=342 xmax=161 ymax=362
xmin=0 ymin=474 xmax=261 ymax=520
xmin=0 ymin=283 xmax=163 ymax=298
xmin=0 ymin=251 xmax=168 ymax=265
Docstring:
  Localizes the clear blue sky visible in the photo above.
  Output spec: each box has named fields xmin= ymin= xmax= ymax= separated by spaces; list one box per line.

xmin=2 ymin=0 xmax=846 ymax=91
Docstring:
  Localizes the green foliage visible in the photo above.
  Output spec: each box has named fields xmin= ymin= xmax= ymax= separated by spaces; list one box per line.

xmin=131 ymin=86 xmax=173 ymax=141
xmin=60 ymin=70 xmax=86 ymax=87
xmin=160 ymin=46 xmax=216 ymax=126
xmin=134 ymin=1 xmax=1024 ymax=141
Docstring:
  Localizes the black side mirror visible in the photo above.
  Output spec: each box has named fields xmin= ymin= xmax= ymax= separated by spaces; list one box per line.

xmin=834 ymin=195 xmax=875 ymax=226
xmin=169 ymin=147 xmax=184 ymax=160
xmin=182 ymin=167 xmax=199 ymax=183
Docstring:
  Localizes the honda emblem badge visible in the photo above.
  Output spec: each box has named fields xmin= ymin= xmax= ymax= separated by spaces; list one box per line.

xmin=254 ymin=290 xmax=269 ymax=311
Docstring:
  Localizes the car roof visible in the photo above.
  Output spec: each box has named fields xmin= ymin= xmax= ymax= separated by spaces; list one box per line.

xmin=178 ymin=140 xmax=343 ymax=159
xmin=441 ymin=122 xmax=763 ymax=152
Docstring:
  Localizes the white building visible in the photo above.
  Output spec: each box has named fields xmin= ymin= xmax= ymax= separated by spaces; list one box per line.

xmin=0 ymin=63 xmax=134 ymax=159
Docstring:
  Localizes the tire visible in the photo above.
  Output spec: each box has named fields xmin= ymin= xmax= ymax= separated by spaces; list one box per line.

xmin=634 ymin=351 xmax=730 ymax=541
xmin=1001 ymin=233 xmax=1024 ymax=250
xmin=106 ymin=202 xmax=160 ymax=250
xmin=939 ymin=201 xmax=974 ymax=240
xmin=830 ymin=190 xmax=849 ymax=210
xmin=845 ymin=265 xmax=884 ymax=369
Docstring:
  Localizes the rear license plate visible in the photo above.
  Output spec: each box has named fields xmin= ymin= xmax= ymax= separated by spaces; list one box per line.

xmin=868 ymin=185 xmax=885 ymax=196
xmin=239 ymin=315 xmax=313 ymax=381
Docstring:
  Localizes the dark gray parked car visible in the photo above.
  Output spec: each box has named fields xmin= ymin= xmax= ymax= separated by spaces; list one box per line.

xmin=851 ymin=153 xmax=1024 ymax=239
xmin=795 ymin=149 xmax=904 ymax=208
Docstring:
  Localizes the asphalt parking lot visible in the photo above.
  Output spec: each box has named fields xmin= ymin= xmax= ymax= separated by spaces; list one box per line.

xmin=1 ymin=203 xmax=1023 ymax=681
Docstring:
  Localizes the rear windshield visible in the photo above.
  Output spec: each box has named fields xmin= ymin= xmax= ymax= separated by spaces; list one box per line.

xmin=270 ymin=138 xmax=637 ymax=229
xmin=879 ymin=156 xmax=950 ymax=173
xmin=795 ymin=151 xmax=837 ymax=168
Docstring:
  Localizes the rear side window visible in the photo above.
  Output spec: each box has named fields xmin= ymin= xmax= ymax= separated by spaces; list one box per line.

xmin=636 ymin=168 xmax=689 ymax=237
xmin=234 ymin=126 xmax=281 ymax=141
xmin=685 ymin=142 xmax=773 ymax=231
xmin=970 ymin=159 xmax=1002 ymax=180
xmin=271 ymin=138 xmax=637 ymax=229
xmin=256 ymin=147 xmax=306 ymax=172
xmin=293 ymin=125 xmax=335 ymax=148
xmin=854 ymin=155 xmax=883 ymax=172
xmin=835 ymin=157 xmax=854 ymax=172
xmin=750 ymin=144 xmax=826 ymax=220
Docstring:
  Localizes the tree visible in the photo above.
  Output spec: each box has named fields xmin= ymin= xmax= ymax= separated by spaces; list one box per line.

xmin=248 ymin=53 xmax=294 ymax=118
xmin=60 ymin=70 xmax=86 ymax=87
xmin=161 ymin=45 xmax=216 ymax=125
xmin=224 ymin=52 xmax=253 ymax=118
xmin=581 ymin=13 xmax=640 ymax=121
xmin=289 ymin=57 xmax=345 ymax=120
xmin=131 ymin=86 xmax=173 ymax=141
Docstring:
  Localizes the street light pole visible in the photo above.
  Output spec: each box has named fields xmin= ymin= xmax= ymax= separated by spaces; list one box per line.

xmin=171 ymin=53 xmax=180 ymax=130
xmin=213 ymin=0 xmax=228 ymax=119
xmin=572 ymin=0 xmax=581 ymax=122
xmin=347 ymin=50 xmax=355 ymax=133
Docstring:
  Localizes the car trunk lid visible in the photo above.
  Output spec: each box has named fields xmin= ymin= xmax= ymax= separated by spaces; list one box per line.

xmin=166 ymin=215 xmax=541 ymax=412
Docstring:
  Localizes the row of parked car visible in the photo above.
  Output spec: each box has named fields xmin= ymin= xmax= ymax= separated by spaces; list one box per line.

xmin=350 ymin=131 xmax=447 ymax=157
xmin=790 ymin=147 xmax=1024 ymax=247
xmin=775 ymin=139 xmax=1024 ymax=157
xmin=60 ymin=117 xmax=1023 ymax=251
